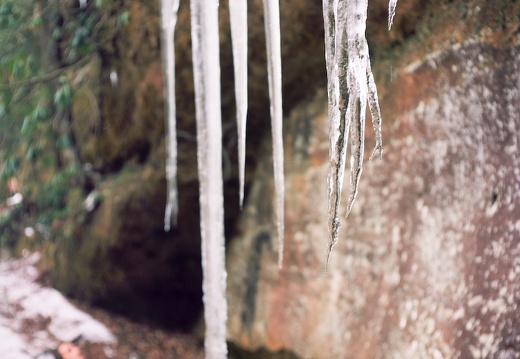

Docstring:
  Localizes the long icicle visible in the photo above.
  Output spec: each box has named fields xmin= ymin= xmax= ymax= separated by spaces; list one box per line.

xmin=262 ymin=0 xmax=285 ymax=268
xmin=229 ymin=0 xmax=248 ymax=208
xmin=367 ymin=60 xmax=383 ymax=161
xmin=190 ymin=0 xmax=227 ymax=357
xmin=161 ymin=0 xmax=180 ymax=231
xmin=324 ymin=0 xmax=384 ymax=269
xmin=324 ymin=0 xmax=350 ymax=270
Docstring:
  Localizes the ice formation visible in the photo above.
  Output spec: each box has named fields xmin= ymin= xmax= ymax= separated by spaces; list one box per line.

xmin=262 ymin=0 xmax=285 ymax=268
xmin=158 ymin=0 xmax=396 ymax=354
xmin=161 ymin=0 xmax=180 ymax=231
xmin=388 ymin=0 xmax=398 ymax=30
xmin=229 ymin=0 xmax=248 ymax=208
xmin=190 ymin=0 xmax=228 ymax=358
xmin=323 ymin=0 xmax=384 ymax=269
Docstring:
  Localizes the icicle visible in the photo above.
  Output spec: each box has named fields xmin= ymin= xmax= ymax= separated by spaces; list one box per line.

xmin=367 ymin=61 xmax=383 ymax=161
xmin=346 ymin=85 xmax=366 ymax=217
xmin=262 ymin=0 xmax=285 ymax=268
xmin=323 ymin=0 xmax=336 ymax=268
xmin=229 ymin=0 xmax=248 ymax=208
xmin=161 ymin=0 xmax=180 ymax=231
xmin=388 ymin=0 xmax=398 ymax=30
xmin=190 ymin=0 xmax=227 ymax=358
xmin=324 ymin=0 xmax=350 ymax=271
xmin=324 ymin=0 xmax=384 ymax=269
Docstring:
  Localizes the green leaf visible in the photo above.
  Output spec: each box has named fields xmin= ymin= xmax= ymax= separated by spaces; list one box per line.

xmin=0 ymin=3 xmax=12 ymax=16
xmin=31 ymin=16 xmax=43 ymax=27
xmin=54 ymin=84 xmax=72 ymax=107
xmin=56 ymin=135 xmax=72 ymax=148
xmin=53 ymin=87 xmax=63 ymax=105
xmin=85 ymin=13 xmax=97 ymax=28
xmin=27 ymin=55 xmax=38 ymax=74
xmin=20 ymin=116 xmax=32 ymax=135
xmin=31 ymin=104 xmax=48 ymax=122
xmin=67 ymin=48 xmax=78 ymax=63
xmin=117 ymin=11 xmax=129 ymax=28
xmin=26 ymin=146 xmax=38 ymax=161
xmin=62 ymin=84 xmax=72 ymax=99
xmin=64 ymin=164 xmax=78 ymax=176
xmin=12 ymin=58 xmax=24 ymax=78
xmin=0 ymin=103 xmax=6 ymax=117
xmin=52 ymin=27 xmax=62 ymax=40
xmin=71 ymin=31 xmax=81 ymax=48
xmin=1 ymin=156 xmax=20 ymax=180
xmin=7 ymin=13 xmax=17 ymax=26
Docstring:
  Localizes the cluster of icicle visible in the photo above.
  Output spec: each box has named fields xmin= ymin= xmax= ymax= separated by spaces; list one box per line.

xmin=323 ymin=0 xmax=397 ymax=270
xmin=160 ymin=0 xmax=397 ymax=357
xmin=160 ymin=0 xmax=282 ymax=357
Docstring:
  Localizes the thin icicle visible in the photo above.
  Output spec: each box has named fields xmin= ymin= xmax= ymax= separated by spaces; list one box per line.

xmin=346 ymin=87 xmax=366 ymax=217
xmin=324 ymin=0 xmax=350 ymax=271
xmin=190 ymin=0 xmax=227 ymax=358
xmin=388 ymin=0 xmax=398 ymax=30
xmin=262 ymin=0 xmax=285 ymax=268
xmin=367 ymin=61 xmax=383 ymax=161
xmin=161 ymin=0 xmax=180 ymax=231
xmin=324 ymin=0 xmax=384 ymax=268
xmin=229 ymin=0 xmax=248 ymax=208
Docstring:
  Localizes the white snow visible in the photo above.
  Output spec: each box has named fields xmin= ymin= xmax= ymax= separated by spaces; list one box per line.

xmin=229 ymin=0 xmax=248 ymax=209
xmin=6 ymin=192 xmax=23 ymax=207
xmin=110 ymin=69 xmax=118 ymax=89
xmin=262 ymin=0 xmax=285 ymax=268
xmin=24 ymin=227 xmax=35 ymax=237
xmin=190 ymin=0 xmax=228 ymax=357
xmin=0 ymin=253 xmax=115 ymax=359
xmin=161 ymin=0 xmax=180 ymax=231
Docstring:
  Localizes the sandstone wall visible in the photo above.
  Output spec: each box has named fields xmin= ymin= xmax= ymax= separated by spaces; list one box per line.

xmin=51 ymin=0 xmax=520 ymax=353
xmin=227 ymin=4 xmax=520 ymax=358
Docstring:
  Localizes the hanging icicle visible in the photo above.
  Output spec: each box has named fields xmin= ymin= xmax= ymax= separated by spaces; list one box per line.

xmin=161 ymin=0 xmax=180 ymax=231
xmin=229 ymin=0 xmax=248 ymax=208
xmin=323 ymin=0 xmax=384 ymax=270
xmin=190 ymin=0 xmax=228 ymax=357
xmin=388 ymin=0 xmax=399 ymax=30
xmin=262 ymin=0 xmax=285 ymax=268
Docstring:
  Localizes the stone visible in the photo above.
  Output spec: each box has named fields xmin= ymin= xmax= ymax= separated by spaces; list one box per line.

xmin=226 ymin=6 xmax=520 ymax=358
xmin=39 ymin=0 xmax=520 ymax=352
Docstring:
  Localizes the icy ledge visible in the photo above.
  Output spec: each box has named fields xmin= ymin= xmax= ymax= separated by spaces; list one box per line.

xmin=0 ymin=252 xmax=115 ymax=359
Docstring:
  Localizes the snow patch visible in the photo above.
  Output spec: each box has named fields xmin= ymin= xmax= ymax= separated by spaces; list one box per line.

xmin=0 ymin=253 xmax=115 ymax=358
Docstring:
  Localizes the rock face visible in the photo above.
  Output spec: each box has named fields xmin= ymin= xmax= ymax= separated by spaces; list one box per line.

xmin=44 ymin=0 xmax=520 ymax=354
xmin=227 ymin=9 xmax=520 ymax=359
xmin=57 ymin=0 xmax=328 ymax=330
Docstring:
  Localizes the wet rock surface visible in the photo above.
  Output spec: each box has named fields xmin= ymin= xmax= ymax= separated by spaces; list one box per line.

xmin=226 ymin=25 xmax=520 ymax=359
xmin=32 ymin=0 xmax=520 ymax=357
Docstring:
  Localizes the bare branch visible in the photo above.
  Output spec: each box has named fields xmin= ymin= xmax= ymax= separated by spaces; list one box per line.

xmin=0 ymin=54 xmax=94 ymax=91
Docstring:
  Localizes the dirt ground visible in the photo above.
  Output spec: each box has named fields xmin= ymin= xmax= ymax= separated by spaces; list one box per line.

xmin=62 ymin=302 xmax=204 ymax=359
